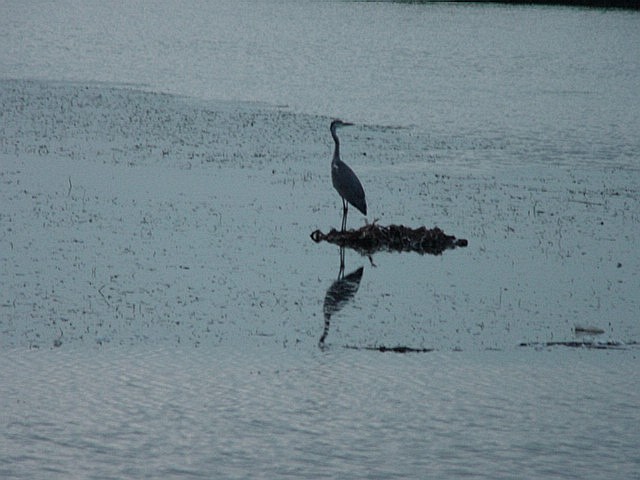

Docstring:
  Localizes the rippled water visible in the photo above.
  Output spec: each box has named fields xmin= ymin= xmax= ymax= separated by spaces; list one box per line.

xmin=2 ymin=0 xmax=639 ymax=160
xmin=1 ymin=1 xmax=639 ymax=478
xmin=2 ymin=346 xmax=639 ymax=479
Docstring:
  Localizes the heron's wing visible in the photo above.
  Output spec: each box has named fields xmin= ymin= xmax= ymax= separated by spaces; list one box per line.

xmin=332 ymin=161 xmax=367 ymax=215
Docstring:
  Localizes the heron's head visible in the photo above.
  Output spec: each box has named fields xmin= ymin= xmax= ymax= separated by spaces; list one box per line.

xmin=330 ymin=119 xmax=354 ymax=131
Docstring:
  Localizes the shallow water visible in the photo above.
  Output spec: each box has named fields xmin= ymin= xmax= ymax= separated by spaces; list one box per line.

xmin=2 ymin=346 xmax=639 ymax=479
xmin=1 ymin=1 xmax=640 ymax=478
xmin=2 ymin=80 xmax=637 ymax=352
xmin=2 ymin=0 xmax=639 ymax=166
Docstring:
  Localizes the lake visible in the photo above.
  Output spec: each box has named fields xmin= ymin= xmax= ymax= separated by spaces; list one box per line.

xmin=1 ymin=1 xmax=639 ymax=478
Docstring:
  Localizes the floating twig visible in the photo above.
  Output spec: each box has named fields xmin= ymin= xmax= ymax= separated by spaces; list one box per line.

xmin=574 ymin=325 xmax=605 ymax=335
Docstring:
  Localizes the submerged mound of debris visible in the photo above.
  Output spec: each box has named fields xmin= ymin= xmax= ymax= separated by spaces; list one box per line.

xmin=519 ymin=340 xmax=638 ymax=350
xmin=310 ymin=223 xmax=468 ymax=255
xmin=345 ymin=345 xmax=435 ymax=353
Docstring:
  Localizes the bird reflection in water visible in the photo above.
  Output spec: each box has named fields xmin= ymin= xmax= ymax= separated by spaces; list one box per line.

xmin=319 ymin=247 xmax=364 ymax=348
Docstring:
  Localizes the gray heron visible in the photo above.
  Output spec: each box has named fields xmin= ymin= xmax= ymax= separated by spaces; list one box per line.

xmin=330 ymin=119 xmax=367 ymax=231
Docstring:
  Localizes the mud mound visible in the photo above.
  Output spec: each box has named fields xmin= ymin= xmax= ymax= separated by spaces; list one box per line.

xmin=310 ymin=223 xmax=468 ymax=255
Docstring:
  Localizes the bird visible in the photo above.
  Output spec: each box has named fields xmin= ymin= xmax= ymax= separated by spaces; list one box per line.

xmin=330 ymin=119 xmax=367 ymax=231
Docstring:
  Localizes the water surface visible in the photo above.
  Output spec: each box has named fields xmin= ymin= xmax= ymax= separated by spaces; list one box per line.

xmin=2 ymin=0 xmax=639 ymax=165
xmin=1 ymin=1 xmax=639 ymax=478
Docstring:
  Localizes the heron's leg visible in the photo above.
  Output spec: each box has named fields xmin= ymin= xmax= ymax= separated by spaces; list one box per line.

xmin=341 ymin=198 xmax=348 ymax=231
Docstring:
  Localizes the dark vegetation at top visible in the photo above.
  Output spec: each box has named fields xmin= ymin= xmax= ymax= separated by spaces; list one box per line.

xmin=368 ymin=0 xmax=640 ymax=9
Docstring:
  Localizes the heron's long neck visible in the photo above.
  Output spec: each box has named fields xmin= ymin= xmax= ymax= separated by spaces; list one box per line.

xmin=331 ymin=129 xmax=340 ymax=164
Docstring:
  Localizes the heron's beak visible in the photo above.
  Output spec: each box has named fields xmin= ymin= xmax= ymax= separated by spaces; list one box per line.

xmin=343 ymin=122 xmax=354 ymax=127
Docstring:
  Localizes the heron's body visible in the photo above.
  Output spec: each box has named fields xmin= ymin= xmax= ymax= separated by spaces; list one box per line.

xmin=330 ymin=120 xmax=367 ymax=230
